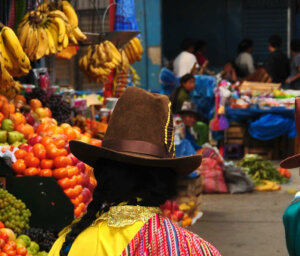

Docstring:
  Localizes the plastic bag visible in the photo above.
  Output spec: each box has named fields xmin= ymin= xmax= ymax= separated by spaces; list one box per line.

xmin=223 ymin=163 xmax=254 ymax=194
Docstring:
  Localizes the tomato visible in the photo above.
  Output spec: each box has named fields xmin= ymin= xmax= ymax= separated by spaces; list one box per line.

xmin=0 ymin=252 xmax=8 ymax=256
xmin=64 ymin=185 xmax=82 ymax=199
xmin=40 ymin=159 xmax=54 ymax=169
xmin=57 ymin=178 xmax=72 ymax=189
xmin=0 ymin=232 xmax=8 ymax=242
xmin=14 ymin=149 xmax=27 ymax=159
xmin=76 ymin=175 xmax=83 ymax=185
xmin=16 ymin=246 xmax=27 ymax=255
xmin=41 ymin=136 xmax=54 ymax=146
xmin=24 ymin=155 xmax=40 ymax=168
xmin=53 ymin=168 xmax=68 ymax=179
xmin=40 ymin=169 xmax=52 ymax=177
xmin=67 ymin=166 xmax=79 ymax=178
xmin=64 ymin=128 xmax=77 ymax=140
xmin=54 ymin=139 xmax=66 ymax=149
xmin=46 ymin=144 xmax=59 ymax=159
xmin=24 ymin=167 xmax=39 ymax=176
xmin=73 ymin=185 xmax=83 ymax=197
xmin=0 ymin=222 xmax=5 ymax=229
xmin=12 ymin=160 xmax=26 ymax=174
xmin=32 ymin=143 xmax=46 ymax=159
xmin=57 ymin=148 xmax=68 ymax=157
xmin=54 ymin=156 xmax=72 ymax=168
xmin=6 ymin=242 xmax=16 ymax=250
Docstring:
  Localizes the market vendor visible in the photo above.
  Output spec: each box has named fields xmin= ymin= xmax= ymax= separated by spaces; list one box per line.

xmin=286 ymin=39 xmax=300 ymax=90
xmin=49 ymin=87 xmax=220 ymax=256
xmin=170 ymin=73 xmax=195 ymax=114
xmin=281 ymin=97 xmax=300 ymax=256
xmin=179 ymin=101 xmax=208 ymax=151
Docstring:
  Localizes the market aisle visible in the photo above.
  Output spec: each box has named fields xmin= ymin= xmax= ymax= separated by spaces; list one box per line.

xmin=190 ymin=167 xmax=300 ymax=256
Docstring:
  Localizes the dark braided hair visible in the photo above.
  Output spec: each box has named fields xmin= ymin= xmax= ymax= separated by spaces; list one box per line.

xmin=59 ymin=159 xmax=178 ymax=256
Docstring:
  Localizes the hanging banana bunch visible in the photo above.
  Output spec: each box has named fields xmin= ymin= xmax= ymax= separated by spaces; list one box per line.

xmin=18 ymin=1 xmax=86 ymax=61
xmin=0 ymin=26 xmax=28 ymax=99
xmin=79 ymin=41 xmax=122 ymax=83
xmin=123 ymin=37 xmax=143 ymax=64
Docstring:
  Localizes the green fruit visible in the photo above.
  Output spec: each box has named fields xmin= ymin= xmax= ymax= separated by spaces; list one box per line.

xmin=29 ymin=241 xmax=40 ymax=253
xmin=0 ymin=131 xmax=7 ymax=143
xmin=17 ymin=234 xmax=31 ymax=247
xmin=8 ymin=131 xmax=24 ymax=145
xmin=1 ymin=119 xmax=14 ymax=132
xmin=38 ymin=251 xmax=48 ymax=256
xmin=16 ymin=238 xmax=26 ymax=248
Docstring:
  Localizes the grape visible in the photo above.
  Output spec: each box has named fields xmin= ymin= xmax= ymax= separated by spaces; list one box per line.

xmin=24 ymin=228 xmax=57 ymax=252
xmin=0 ymin=188 xmax=31 ymax=234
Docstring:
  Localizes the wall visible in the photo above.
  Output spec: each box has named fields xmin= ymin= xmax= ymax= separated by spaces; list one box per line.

xmin=134 ymin=0 xmax=161 ymax=90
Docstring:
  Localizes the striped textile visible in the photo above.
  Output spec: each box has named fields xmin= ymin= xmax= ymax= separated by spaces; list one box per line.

xmin=121 ymin=214 xmax=221 ymax=256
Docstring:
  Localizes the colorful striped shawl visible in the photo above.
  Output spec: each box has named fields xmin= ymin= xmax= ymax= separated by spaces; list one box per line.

xmin=121 ymin=214 xmax=221 ymax=256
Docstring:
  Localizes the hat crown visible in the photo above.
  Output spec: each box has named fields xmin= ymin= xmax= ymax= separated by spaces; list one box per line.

xmin=103 ymin=87 xmax=175 ymax=158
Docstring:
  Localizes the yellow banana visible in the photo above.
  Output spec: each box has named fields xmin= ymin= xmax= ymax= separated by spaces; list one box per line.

xmin=1 ymin=26 xmax=31 ymax=69
xmin=18 ymin=21 xmax=30 ymax=48
xmin=0 ymin=33 xmax=14 ymax=73
xmin=50 ymin=17 xmax=66 ymax=43
xmin=72 ymin=27 xmax=86 ymax=41
xmin=62 ymin=1 xmax=78 ymax=28
xmin=62 ymin=33 xmax=69 ymax=49
xmin=47 ymin=23 xmax=59 ymax=51
xmin=35 ymin=27 xmax=49 ymax=60
xmin=27 ymin=27 xmax=39 ymax=60
xmin=44 ymin=27 xmax=56 ymax=54
xmin=132 ymin=37 xmax=143 ymax=55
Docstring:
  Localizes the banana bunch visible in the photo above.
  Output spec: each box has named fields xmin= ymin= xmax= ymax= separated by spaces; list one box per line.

xmin=79 ymin=41 xmax=122 ymax=83
xmin=123 ymin=37 xmax=143 ymax=64
xmin=254 ymin=180 xmax=281 ymax=191
xmin=0 ymin=26 xmax=29 ymax=99
xmin=130 ymin=66 xmax=141 ymax=86
xmin=18 ymin=2 xmax=86 ymax=61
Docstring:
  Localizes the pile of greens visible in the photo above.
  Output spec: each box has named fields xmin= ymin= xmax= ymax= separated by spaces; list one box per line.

xmin=237 ymin=154 xmax=288 ymax=185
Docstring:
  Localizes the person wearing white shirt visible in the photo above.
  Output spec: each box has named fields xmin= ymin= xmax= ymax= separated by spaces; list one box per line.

xmin=235 ymin=39 xmax=255 ymax=77
xmin=173 ymin=38 xmax=198 ymax=77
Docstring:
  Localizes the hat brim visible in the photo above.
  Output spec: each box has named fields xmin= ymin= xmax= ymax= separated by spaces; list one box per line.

xmin=280 ymin=154 xmax=300 ymax=169
xmin=69 ymin=140 xmax=202 ymax=176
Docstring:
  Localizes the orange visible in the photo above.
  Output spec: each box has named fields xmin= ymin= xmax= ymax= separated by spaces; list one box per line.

xmin=72 ymin=126 xmax=81 ymax=133
xmin=46 ymin=144 xmax=59 ymax=159
xmin=40 ymin=159 xmax=54 ymax=169
xmin=57 ymin=148 xmax=68 ymax=157
xmin=14 ymin=149 xmax=27 ymax=159
xmin=67 ymin=166 xmax=79 ymax=178
xmin=60 ymin=123 xmax=71 ymax=130
xmin=33 ymin=143 xmax=46 ymax=159
xmin=54 ymin=139 xmax=66 ymax=149
xmin=12 ymin=159 xmax=26 ymax=174
xmin=41 ymin=136 xmax=54 ymax=146
xmin=64 ymin=128 xmax=77 ymax=140
xmin=30 ymin=99 xmax=42 ymax=110
xmin=53 ymin=168 xmax=68 ymax=179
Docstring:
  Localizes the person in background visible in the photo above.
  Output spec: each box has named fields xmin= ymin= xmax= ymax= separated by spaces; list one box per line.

xmin=195 ymin=40 xmax=208 ymax=66
xmin=179 ymin=101 xmax=208 ymax=151
xmin=266 ymin=35 xmax=289 ymax=84
xmin=221 ymin=61 xmax=237 ymax=83
xmin=173 ymin=38 xmax=198 ymax=77
xmin=286 ymin=39 xmax=300 ymax=90
xmin=170 ymin=73 xmax=195 ymax=114
xmin=235 ymin=39 xmax=255 ymax=78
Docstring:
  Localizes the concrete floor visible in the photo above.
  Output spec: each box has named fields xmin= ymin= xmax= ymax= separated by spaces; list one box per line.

xmin=190 ymin=167 xmax=300 ymax=256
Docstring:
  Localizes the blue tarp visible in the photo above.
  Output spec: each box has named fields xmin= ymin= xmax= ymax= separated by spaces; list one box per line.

xmin=191 ymin=75 xmax=216 ymax=120
xmin=175 ymin=139 xmax=196 ymax=157
xmin=114 ymin=0 xmax=139 ymax=31
xmin=248 ymin=114 xmax=296 ymax=140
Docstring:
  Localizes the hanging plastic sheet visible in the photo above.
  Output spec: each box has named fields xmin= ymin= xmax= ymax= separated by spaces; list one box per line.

xmin=114 ymin=0 xmax=139 ymax=31
xmin=191 ymin=75 xmax=216 ymax=120
xmin=159 ymin=67 xmax=177 ymax=95
xmin=175 ymin=139 xmax=196 ymax=157
xmin=248 ymin=114 xmax=297 ymax=140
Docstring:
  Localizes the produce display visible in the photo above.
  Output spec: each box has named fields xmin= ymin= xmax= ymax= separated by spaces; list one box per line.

xmin=237 ymin=154 xmax=289 ymax=186
xmin=17 ymin=1 xmax=86 ymax=60
xmin=0 ymin=26 xmax=30 ymax=99
xmin=0 ymin=188 xmax=31 ymax=234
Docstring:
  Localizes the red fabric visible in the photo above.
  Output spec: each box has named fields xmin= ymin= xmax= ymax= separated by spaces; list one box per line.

xmin=195 ymin=52 xmax=207 ymax=66
xmin=109 ymin=0 xmax=116 ymax=31
xmin=8 ymin=0 xmax=15 ymax=28
xmin=121 ymin=214 xmax=221 ymax=255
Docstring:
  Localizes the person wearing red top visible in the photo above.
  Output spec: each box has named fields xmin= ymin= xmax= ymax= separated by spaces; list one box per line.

xmin=195 ymin=40 xmax=208 ymax=66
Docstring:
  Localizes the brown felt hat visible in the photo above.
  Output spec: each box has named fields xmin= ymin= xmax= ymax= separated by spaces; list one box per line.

xmin=70 ymin=87 xmax=202 ymax=175
xmin=280 ymin=97 xmax=300 ymax=169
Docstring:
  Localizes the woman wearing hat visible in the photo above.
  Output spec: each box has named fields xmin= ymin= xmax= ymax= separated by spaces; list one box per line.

xmin=281 ymin=97 xmax=300 ymax=256
xmin=49 ymin=87 xmax=220 ymax=256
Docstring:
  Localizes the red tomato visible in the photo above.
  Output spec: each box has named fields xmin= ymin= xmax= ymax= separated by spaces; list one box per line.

xmin=24 ymin=167 xmax=39 ymax=176
xmin=40 ymin=169 xmax=52 ymax=177
xmin=41 ymin=136 xmax=54 ymax=146
xmin=0 ymin=232 xmax=8 ymax=242
xmin=24 ymin=155 xmax=40 ymax=168
xmin=54 ymin=139 xmax=66 ymax=149
xmin=33 ymin=143 xmax=46 ymax=159
xmin=16 ymin=246 xmax=27 ymax=255
xmin=67 ymin=166 xmax=79 ymax=178
xmin=0 ymin=222 xmax=5 ymax=229
xmin=54 ymin=156 xmax=72 ymax=168
xmin=14 ymin=149 xmax=27 ymax=159
xmin=40 ymin=159 xmax=54 ymax=169
xmin=12 ymin=159 xmax=26 ymax=174
xmin=6 ymin=241 xmax=16 ymax=250
xmin=46 ymin=144 xmax=59 ymax=159
xmin=53 ymin=168 xmax=68 ymax=179
xmin=57 ymin=148 xmax=68 ymax=157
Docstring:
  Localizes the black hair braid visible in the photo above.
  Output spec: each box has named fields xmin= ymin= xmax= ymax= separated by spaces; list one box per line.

xmin=59 ymin=182 xmax=106 ymax=256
